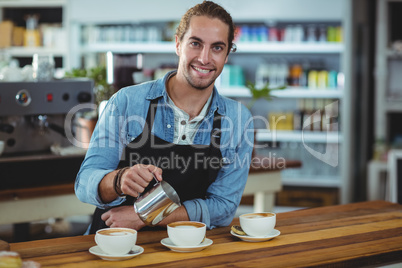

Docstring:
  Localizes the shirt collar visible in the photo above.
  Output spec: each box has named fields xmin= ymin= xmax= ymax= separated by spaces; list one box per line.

xmin=146 ymin=70 xmax=226 ymax=116
xmin=167 ymin=91 xmax=212 ymax=122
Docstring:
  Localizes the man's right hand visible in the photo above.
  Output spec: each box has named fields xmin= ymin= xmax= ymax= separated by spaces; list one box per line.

xmin=119 ymin=164 xmax=163 ymax=198
xmin=99 ymin=164 xmax=163 ymax=203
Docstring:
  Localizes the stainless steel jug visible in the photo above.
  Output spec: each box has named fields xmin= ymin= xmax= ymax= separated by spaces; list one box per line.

xmin=134 ymin=179 xmax=181 ymax=226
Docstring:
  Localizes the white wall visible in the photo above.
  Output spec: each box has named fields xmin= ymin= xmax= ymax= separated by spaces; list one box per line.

xmin=69 ymin=0 xmax=345 ymax=23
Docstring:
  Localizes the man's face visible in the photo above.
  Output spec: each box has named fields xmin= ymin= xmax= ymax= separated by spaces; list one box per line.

xmin=175 ymin=15 xmax=229 ymax=91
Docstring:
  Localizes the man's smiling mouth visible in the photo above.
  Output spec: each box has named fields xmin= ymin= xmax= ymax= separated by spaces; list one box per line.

xmin=193 ymin=66 xmax=212 ymax=74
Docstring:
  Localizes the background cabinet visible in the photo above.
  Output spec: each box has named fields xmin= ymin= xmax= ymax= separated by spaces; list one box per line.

xmin=68 ymin=0 xmax=353 ymax=204
xmin=375 ymin=0 xmax=402 ymax=147
xmin=0 ymin=0 xmax=70 ymax=69
xmin=0 ymin=0 xmax=354 ymax=204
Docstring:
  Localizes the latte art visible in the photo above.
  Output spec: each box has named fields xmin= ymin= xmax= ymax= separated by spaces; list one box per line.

xmin=98 ymin=229 xmax=136 ymax=236
xmin=174 ymin=225 xmax=198 ymax=229
xmin=239 ymin=212 xmax=276 ymax=237
xmin=95 ymin=228 xmax=137 ymax=255
xmin=242 ymin=213 xmax=275 ymax=219
xmin=110 ymin=231 xmax=131 ymax=236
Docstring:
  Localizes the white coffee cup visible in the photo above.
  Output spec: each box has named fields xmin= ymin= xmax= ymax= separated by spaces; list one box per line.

xmin=239 ymin=212 xmax=276 ymax=237
xmin=167 ymin=221 xmax=206 ymax=247
xmin=95 ymin=227 xmax=137 ymax=255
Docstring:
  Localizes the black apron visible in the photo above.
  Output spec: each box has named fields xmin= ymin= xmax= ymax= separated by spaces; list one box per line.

xmin=89 ymin=97 xmax=223 ymax=233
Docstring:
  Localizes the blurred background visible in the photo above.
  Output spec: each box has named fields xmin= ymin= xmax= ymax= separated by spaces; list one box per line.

xmin=0 ymin=0 xmax=401 ymax=243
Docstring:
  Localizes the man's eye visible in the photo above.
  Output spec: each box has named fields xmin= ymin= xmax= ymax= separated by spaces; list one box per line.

xmin=191 ymin=42 xmax=200 ymax=47
xmin=213 ymin=46 xmax=223 ymax=51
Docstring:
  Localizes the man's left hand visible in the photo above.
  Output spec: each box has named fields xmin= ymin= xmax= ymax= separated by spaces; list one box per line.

xmin=101 ymin=206 xmax=146 ymax=230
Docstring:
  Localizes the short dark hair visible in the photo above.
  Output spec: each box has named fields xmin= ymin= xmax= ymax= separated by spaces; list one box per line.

xmin=176 ymin=1 xmax=236 ymax=55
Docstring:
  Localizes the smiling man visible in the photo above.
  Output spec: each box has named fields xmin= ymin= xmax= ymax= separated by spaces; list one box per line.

xmin=75 ymin=0 xmax=254 ymax=233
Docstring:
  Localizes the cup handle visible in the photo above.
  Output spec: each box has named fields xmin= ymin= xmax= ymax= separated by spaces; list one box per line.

xmin=94 ymin=235 xmax=99 ymax=245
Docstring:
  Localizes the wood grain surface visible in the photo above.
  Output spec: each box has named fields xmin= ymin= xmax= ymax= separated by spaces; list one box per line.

xmin=9 ymin=201 xmax=402 ymax=268
xmin=0 ymin=240 xmax=9 ymax=251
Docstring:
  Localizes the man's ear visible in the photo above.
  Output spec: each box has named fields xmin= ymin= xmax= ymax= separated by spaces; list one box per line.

xmin=175 ymin=35 xmax=180 ymax=56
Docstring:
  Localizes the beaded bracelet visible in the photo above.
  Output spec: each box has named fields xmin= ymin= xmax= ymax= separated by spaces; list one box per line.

xmin=113 ymin=167 xmax=129 ymax=196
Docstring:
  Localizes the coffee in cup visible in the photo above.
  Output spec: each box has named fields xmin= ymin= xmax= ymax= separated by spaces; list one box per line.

xmin=239 ymin=212 xmax=276 ymax=237
xmin=167 ymin=221 xmax=206 ymax=247
xmin=95 ymin=227 xmax=137 ymax=255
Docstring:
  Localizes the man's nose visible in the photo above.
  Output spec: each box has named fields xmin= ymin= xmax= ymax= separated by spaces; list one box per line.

xmin=198 ymin=46 xmax=211 ymax=65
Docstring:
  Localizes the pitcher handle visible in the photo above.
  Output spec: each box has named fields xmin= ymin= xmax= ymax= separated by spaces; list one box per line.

xmin=137 ymin=174 xmax=160 ymax=198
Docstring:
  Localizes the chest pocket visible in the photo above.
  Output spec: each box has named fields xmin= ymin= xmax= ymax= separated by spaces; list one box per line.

xmin=220 ymin=148 xmax=235 ymax=166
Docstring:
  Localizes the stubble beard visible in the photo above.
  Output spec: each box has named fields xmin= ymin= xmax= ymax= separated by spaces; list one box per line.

xmin=185 ymin=73 xmax=215 ymax=90
xmin=180 ymin=60 xmax=217 ymax=90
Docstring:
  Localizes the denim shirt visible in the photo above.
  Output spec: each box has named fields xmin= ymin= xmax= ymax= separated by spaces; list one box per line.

xmin=75 ymin=71 xmax=254 ymax=229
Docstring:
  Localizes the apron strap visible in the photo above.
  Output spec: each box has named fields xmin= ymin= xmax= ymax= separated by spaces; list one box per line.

xmin=146 ymin=97 xmax=222 ymax=147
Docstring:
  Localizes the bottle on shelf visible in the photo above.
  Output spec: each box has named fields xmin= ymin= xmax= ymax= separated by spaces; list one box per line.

xmin=277 ymin=59 xmax=289 ymax=87
xmin=256 ymin=59 xmax=290 ymax=88
xmin=326 ymin=99 xmax=340 ymax=132
xmin=317 ymin=70 xmax=329 ymax=89
xmin=267 ymin=21 xmax=279 ymax=42
xmin=312 ymin=99 xmax=324 ymax=131
xmin=302 ymin=99 xmax=314 ymax=131
xmin=308 ymin=69 xmax=318 ymax=89
xmin=293 ymin=99 xmax=304 ymax=131
xmin=267 ymin=111 xmax=294 ymax=131
xmin=288 ymin=62 xmax=302 ymax=87
xmin=318 ymin=24 xmax=327 ymax=42
xmin=306 ymin=24 xmax=318 ymax=42
xmin=24 ymin=15 xmax=41 ymax=47
xmin=255 ymin=63 xmax=270 ymax=87
xmin=328 ymin=70 xmax=338 ymax=89
xmin=299 ymin=61 xmax=310 ymax=88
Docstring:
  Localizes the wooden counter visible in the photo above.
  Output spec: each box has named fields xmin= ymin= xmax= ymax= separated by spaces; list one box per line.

xmin=9 ymin=200 xmax=401 ymax=267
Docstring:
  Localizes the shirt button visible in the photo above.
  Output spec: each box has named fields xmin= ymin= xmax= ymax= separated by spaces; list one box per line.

xmin=181 ymin=120 xmax=186 ymax=125
xmin=167 ymin=124 xmax=171 ymax=128
xmin=182 ymin=135 xmax=186 ymax=140
xmin=222 ymin=157 xmax=230 ymax=164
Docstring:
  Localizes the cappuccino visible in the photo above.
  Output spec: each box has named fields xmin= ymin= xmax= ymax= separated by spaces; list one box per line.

xmin=95 ymin=228 xmax=137 ymax=255
xmin=98 ymin=229 xmax=136 ymax=236
xmin=242 ymin=213 xmax=275 ymax=219
xmin=167 ymin=221 xmax=206 ymax=247
xmin=239 ymin=212 xmax=276 ymax=237
xmin=169 ymin=221 xmax=205 ymax=228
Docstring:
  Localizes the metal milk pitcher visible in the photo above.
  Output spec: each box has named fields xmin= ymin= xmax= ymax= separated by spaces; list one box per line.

xmin=134 ymin=179 xmax=181 ymax=226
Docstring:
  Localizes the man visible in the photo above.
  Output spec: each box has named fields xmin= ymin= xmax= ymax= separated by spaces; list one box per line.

xmin=75 ymin=0 xmax=254 ymax=233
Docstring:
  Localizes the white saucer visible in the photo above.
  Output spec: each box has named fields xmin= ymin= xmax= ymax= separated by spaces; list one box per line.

xmin=161 ymin=238 xmax=213 ymax=253
xmin=89 ymin=245 xmax=144 ymax=261
xmin=231 ymin=229 xmax=280 ymax=242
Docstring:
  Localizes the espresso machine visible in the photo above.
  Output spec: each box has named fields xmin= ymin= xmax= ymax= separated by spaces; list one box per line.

xmin=0 ymin=79 xmax=94 ymax=190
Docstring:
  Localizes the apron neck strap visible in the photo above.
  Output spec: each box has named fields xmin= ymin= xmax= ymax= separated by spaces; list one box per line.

xmin=145 ymin=98 xmax=221 ymax=145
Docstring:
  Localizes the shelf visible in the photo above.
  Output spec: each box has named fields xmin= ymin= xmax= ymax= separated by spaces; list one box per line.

xmin=80 ymin=42 xmax=175 ymax=54
xmin=218 ymin=87 xmax=343 ymax=99
xmin=384 ymin=101 xmax=402 ymax=112
xmin=0 ymin=0 xmax=66 ymax=7
xmin=386 ymin=49 xmax=402 ymax=58
xmin=6 ymin=46 xmax=67 ymax=57
xmin=256 ymin=129 xmax=341 ymax=143
xmin=235 ymin=42 xmax=344 ymax=54
xmin=281 ymin=176 xmax=340 ymax=187
xmin=69 ymin=2 xmax=350 ymax=194
xmin=80 ymin=42 xmax=343 ymax=54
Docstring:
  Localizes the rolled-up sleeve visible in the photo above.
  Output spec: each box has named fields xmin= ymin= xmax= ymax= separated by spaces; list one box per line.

xmin=75 ymin=94 xmax=128 ymax=208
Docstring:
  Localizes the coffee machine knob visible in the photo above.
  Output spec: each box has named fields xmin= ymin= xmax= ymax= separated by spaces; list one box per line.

xmin=15 ymin=89 xmax=32 ymax=106
xmin=77 ymin=92 xmax=92 ymax=103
